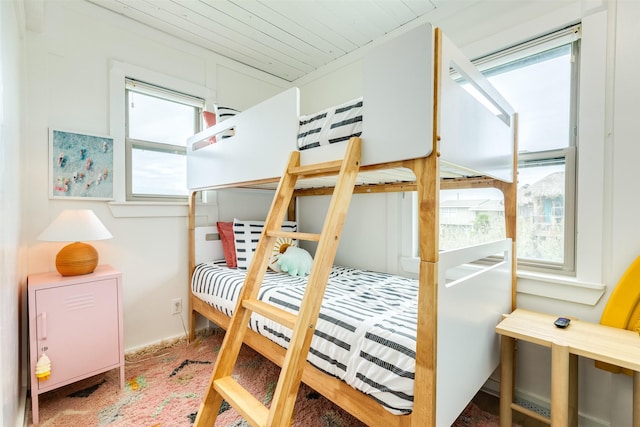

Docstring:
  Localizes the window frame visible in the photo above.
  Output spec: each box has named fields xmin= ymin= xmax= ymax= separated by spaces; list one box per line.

xmin=428 ymin=27 xmax=581 ymax=273
xmin=124 ymin=78 xmax=204 ymax=202
xmin=396 ymin=15 xmax=607 ymax=305
xmin=517 ymin=147 xmax=576 ymax=273
xmin=469 ymin=26 xmax=580 ymax=273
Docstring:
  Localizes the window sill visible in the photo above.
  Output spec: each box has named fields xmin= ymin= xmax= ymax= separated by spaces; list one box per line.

xmin=108 ymin=201 xmax=188 ymax=218
xmin=399 ymin=256 xmax=606 ymax=306
xmin=517 ymin=270 xmax=606 ymax=306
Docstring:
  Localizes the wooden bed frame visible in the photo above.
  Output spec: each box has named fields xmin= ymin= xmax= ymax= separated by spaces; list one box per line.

xmin=186 ymin=24 xmax=517 ymax=427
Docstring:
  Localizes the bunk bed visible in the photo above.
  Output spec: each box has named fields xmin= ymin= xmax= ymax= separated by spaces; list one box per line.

xmin=186 ymin=24 xmax=517 ymax=427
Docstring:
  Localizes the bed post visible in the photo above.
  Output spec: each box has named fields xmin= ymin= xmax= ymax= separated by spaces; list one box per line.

xmin=188 ymin=190 xmax=198 ymax=342
xmin=509 ymin=113 xmax=519 ymax=311
xmin=413 ymin=165 xmax=440 ymax=427
xmin=407 ymin=26 xmax=443 ymax=427
xmin=494 ymin=112 xmax=518 ymax=311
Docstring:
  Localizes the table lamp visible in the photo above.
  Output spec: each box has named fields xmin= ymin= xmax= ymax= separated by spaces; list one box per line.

xmin=37 ymin=209 xmax=113 ymax=276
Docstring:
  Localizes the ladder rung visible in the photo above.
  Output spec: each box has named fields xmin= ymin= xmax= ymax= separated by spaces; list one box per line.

xmin=289 ymin=160 xmax=343 ymax=177
xmin=267 ymin=230 xmax=321 ymax=242
xmin=242 ymin=299 xmax=297 ymax=330
xmin=214 ymin=376 xmax=269 ymax=427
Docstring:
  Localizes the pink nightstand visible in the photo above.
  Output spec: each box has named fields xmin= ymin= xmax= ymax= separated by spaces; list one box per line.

xmin=28 ymin=265 xmax=124 ymax=424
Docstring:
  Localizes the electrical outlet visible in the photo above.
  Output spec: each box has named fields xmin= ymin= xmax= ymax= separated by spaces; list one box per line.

xmin=171 ymin=298 xmax=182 ymax=315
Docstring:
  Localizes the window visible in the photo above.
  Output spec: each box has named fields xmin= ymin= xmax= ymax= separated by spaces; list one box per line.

xmin=125 ymin=79 xmax=204 ymax=201
xmin=439 ymin=26 xmax=580 ymax=273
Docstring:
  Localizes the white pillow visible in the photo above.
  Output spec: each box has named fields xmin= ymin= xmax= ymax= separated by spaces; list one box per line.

xmin=233 ymin=219 xmax=297 ymax=270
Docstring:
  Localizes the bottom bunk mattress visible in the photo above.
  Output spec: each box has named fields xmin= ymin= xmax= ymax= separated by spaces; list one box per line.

xmin=191 ymin=262 xmax=418 ymax=415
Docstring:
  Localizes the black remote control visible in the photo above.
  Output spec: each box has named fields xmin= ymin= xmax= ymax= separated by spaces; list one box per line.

xmin=554 ymin=317 xmax=571 ymax=328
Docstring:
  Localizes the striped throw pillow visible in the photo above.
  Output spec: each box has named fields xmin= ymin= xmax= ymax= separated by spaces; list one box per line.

xmin=298 ymin=109 xmax=330 ymax=150
xmin=216 ymin=106 xmax=240 ymax=139
xmin=327 ymin=98 xmax=363 ymax=144
xmin=233 ymin=219 xmax=297 ymax=270
xmin=297 ymin=97 xmax=363 ymax=150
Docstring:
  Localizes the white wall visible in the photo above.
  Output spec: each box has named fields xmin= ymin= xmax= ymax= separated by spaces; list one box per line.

xmin=22 ymin=0 xmax=287 ymax=356
xmin=1 ymin=1 xmax=25 ymax=426
xmin=608 ymin=1 xmax=640 ymax=424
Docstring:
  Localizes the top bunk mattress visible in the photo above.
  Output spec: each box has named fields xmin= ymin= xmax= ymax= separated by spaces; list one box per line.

xmin=187 ymin=24 xmax=515 ymax=191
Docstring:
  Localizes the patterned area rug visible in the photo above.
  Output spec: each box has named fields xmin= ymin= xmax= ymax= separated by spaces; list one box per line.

xmin=29 ymin=329 xmax=506 ymax=426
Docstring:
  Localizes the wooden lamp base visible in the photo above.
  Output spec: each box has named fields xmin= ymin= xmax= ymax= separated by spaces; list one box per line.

xmin=55 ymin=242 xmax=99 ymax=276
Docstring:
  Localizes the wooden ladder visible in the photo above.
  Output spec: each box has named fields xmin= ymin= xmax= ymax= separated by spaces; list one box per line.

xmin=194 ymin=137 xmax=361 ymax=427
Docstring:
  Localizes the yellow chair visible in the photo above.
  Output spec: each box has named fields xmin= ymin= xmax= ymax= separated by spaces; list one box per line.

xmin=597 ymin=256 xmax=640 ymax=375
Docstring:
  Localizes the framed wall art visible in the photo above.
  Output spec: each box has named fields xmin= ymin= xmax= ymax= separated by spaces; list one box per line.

xmin=49 ymin=129 xmax=114 ymax=200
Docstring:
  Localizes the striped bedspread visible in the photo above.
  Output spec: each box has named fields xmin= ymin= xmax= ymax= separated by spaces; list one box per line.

xmin=191 ymin=262 xmax=419 ymax=414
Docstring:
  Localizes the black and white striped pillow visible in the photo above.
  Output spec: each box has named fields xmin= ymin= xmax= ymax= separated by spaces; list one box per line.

xmin=216 ymin=106 xmax=240 ymax=139
xmin=233 ymin=219 xmax=297 ymax=270
xmin=327 ymin=98 xmax=363 ymax=144
xmin=297 ymin=97 xmax=363 ymax=150
xmin=298 ymin=109 xmax=330 ymax=150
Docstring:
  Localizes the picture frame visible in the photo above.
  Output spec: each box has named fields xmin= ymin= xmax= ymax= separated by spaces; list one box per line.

xmin=49 ymin=129 xmax=114 ymax=200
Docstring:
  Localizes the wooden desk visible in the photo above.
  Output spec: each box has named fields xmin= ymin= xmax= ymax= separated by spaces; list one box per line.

xmin=496 ymin=308 xmax=640 ymax=427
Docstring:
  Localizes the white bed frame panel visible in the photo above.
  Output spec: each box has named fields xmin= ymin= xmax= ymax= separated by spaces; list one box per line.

xmin=439 ymin=34 xmax=515 ymax=183
xmin=360 ymin=23 xmax=434 ymax=166
xmin=193 ymin=226 xmax=224 ymax=265
xmin=437 ymin=239 xmax=512 ymax=425
xmin=187 ymin=88 xmax=300 ymax=190
xmin=187 ymin=23 xmax=515 ymax=190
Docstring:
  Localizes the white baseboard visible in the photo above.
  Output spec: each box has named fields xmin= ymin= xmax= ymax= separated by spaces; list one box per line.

xmin=480 ymin=376 xmax=500 ymax=397
xmin=124 ymin=326 xmax=217 ymax=355
xmin=481 ymin=378 xmax=609 ymax=427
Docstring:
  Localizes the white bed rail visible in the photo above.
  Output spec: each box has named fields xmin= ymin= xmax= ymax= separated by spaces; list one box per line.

xmin=187 ymin=88 xmax=300 ymax=190
xmin=436 ymin=238 xmax=512 ymax=426
xmin=194 ymin=225 xmax=224 ymax=265
xmin=439 ymin=34 xmax=516 ymax=183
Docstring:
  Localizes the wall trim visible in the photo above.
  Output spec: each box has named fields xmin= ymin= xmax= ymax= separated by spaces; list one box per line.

xmin=481 ymin=380 xmax=608 ymax=427
xmin=517 ymin=271 xmax=606 ymax=306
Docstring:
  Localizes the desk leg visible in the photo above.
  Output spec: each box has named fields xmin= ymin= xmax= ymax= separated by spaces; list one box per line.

xmin=500 ymin=335 xmax=514 ymax=427
xmin=551 ymin=342 xmax=570 ymax=427
xmin=569 ymin=353 xmax=578 ymax=427
xmin=634 ymin=371 xmax=640 ymax=427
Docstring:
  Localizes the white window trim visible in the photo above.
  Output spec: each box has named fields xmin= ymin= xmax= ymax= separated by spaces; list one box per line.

xmin=390 ymin=10 xmax=609 ymax=306
xmin=516 ymin=271 xmax=605 ymax=305
xmin=107 ymin=201 xmax=189 ymax=218
xmin=108 ymin=60 xmax=215 ymax=217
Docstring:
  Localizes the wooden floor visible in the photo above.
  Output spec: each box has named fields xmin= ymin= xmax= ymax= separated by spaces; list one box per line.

xmin=473 ymin=391 xmax=548 ymax=427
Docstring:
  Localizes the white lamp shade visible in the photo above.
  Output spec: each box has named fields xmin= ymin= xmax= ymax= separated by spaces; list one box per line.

xmin=38 ymin=209 xmax=113 ymax=242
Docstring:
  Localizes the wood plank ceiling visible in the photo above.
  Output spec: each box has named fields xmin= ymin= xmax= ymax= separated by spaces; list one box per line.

xmin=86 ymin=0 xmax=438 ymax=81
